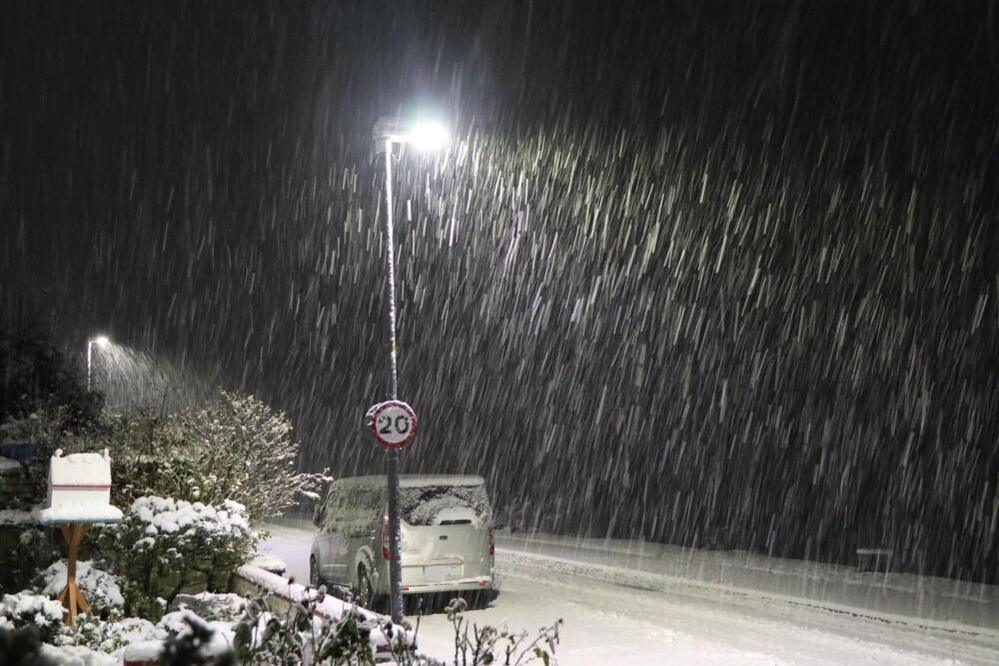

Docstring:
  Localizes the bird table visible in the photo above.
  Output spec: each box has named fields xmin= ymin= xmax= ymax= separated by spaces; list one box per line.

xmin=39 ymin=449 xmax=122 ymax=626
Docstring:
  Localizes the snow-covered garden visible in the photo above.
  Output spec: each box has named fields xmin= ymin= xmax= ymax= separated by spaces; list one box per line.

xmin=0 ymin=325 xmax=560 ymax=665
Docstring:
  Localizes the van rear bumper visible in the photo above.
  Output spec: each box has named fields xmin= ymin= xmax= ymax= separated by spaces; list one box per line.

xmin=399 ymin=575 xmax=494 ymax=595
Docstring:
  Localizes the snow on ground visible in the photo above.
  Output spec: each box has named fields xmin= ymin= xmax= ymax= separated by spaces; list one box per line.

xmin=261 ymin=522 xmax=999 ymax=665
xmin=257 ymin=521 xmax=314 ymax=584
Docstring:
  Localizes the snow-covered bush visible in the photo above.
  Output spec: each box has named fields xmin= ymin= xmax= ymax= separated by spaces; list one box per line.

xmin=0 ymin=592 xmax=65 ymax=643
xmin=63 ymin=608 xmax=156 ymax=656
xmin=157 ymin=610 xmax=236 ymax=665
xmin=70 ymin=390 xmax=327 ymax=521
xmin=232 ymin=592 xmax=380 ymax=665
xmin=35 ymin=561 xmax=124 ymax=613
xmin=174 ymin=390 xmax=328 ymax=520
xmin=97 ymin=496 xmax=258 ymax=618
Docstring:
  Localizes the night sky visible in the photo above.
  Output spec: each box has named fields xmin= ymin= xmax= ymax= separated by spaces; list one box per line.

xmin=2 ymin=2 xmax=997 ymax=582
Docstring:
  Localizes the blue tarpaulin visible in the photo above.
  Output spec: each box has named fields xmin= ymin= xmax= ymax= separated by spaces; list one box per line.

xmin=0 ymin=442 xmax=37 ymax=462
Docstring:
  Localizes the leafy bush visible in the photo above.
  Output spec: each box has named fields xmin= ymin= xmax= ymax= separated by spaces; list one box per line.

xmin=69 ymin=390 xmax=327 ymax=521
xmin=35 ymin=561 xmax=124 ymax=614
xmin=0 ymin=625 xmax=55 ymax=666
xmin=97 ymin=497 xmax=257 ymax=617
xmin=441 ymin=597 xmax=562 ymax=666
xmin=0 ymin=592 xmax=65 ymax=643
xmin=0 ymin=526 xmax=60 ymax=596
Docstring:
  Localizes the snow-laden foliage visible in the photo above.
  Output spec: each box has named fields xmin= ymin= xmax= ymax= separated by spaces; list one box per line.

xmin=176 ymin=390 xmax=329 ymax=519
xmin=70 ymin=390 xmax=327 ymax=521
xmin=0 ymin=592 xmax=65 ymax=643
xmin=97 ymin=496 xmax=258 ymax=617
xmin=171 ymin=592 xmax=247 ymax=623
xmin=61 ymin=608 xmax=156 ymax=657
xmin=36 ymin=561 xmax=124 ymax=611
xmin=232 ymin=592 xmax=384 ymax=665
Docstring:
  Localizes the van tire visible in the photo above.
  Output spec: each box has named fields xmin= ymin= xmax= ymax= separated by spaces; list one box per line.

xmin=356 ymin=564 xmax=376 ymax=610
xmin=310 ymin=556 xmax=322 ymax=588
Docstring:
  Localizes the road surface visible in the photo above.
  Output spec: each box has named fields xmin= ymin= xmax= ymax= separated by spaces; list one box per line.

xmin=259 ymin=523 xmax=999 ymax=665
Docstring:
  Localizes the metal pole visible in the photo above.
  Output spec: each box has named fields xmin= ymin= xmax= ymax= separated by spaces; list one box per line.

xmin=86 ymin=341 xmax=93 ymax=393
xmin=383 ymin=139 xmax=404 ymax=624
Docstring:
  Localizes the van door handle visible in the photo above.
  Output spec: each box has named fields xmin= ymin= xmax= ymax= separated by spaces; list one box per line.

xmin=439 ymin=535 xmax=448 ymax=540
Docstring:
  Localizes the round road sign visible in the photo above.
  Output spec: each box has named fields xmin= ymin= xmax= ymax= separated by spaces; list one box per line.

xmin=365 ymin=400 xmax=418 ymax=449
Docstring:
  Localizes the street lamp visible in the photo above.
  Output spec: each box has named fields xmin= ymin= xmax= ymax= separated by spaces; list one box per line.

xmin=374 ymin=117 xmax=448 ymax=624
xmin=86 ymin=336 xmax=111 ymax=393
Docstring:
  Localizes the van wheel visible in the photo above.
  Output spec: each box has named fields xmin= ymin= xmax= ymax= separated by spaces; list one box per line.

xmin=310 ymin=556 xmax=321 ymax=588
xmin=356 ymin=564 xmax=376 ymax=609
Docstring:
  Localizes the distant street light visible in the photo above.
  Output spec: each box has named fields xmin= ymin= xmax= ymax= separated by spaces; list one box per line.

xmin=373 ymin=116 xmax=448 ymax=624
xmin=86 ymin=336 xmax=111 ymax=393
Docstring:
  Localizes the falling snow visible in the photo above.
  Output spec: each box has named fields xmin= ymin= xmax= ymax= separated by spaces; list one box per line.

xmin=1 ymin=1 xmax=996 ymax=594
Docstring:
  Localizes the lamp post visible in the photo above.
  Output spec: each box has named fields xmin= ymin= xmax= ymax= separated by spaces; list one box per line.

xmin=86 ymin=336 xmax=111 ymax=393
xmin=373 ymin=118 xmax=447 ymax=624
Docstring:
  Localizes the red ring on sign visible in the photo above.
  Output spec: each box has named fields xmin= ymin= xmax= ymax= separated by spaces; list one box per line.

xmin=367 ymin=400 xmax=418 ymax=449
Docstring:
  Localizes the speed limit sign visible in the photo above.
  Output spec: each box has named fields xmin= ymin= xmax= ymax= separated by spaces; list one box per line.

xmin=365 ymin=400 xmax=418 ymax=449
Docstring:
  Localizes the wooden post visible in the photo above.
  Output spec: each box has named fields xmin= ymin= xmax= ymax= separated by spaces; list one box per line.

xmin=57 ymin=523 xmax=92 ymax=625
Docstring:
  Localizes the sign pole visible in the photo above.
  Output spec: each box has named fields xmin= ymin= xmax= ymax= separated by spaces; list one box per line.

xmin=382 ymin=139 xmax=404 ymax=624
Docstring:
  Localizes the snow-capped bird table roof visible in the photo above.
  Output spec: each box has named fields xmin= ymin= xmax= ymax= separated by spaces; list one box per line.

xmin=39 ymin=449 xmax=122 ymax=525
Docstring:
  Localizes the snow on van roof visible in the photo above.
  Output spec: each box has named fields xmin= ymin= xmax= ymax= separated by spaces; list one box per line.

xmin=335 ymin=475 xmax=485 ymax=488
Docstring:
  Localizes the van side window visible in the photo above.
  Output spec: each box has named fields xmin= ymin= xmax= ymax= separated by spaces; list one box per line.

xmin=328 ymin=486 xmax=384 ymax=536
xmin=322 ymin=488 xmax=340 ymax=530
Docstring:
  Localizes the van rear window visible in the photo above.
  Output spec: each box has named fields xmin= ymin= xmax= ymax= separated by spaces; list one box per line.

xmin=399 ymin=484 xmax=491 ymax=526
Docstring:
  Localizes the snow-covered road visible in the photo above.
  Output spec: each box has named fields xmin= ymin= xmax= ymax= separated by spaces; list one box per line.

xmin=259 ymin=524 xmax=999 ymax=665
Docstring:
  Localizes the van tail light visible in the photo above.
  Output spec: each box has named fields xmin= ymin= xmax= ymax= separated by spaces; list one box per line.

xmin=381 ymin=514 xmax=390 ymax=560
xmin=488 ymin=527 xmax=495 ymax=556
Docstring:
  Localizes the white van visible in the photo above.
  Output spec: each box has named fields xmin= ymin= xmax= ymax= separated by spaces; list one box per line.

xmin=310 ymin=475 xmax=496 ymax=608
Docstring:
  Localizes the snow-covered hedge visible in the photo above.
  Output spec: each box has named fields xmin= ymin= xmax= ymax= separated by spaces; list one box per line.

xmin=0 ymin=592 xmax=65 ymax=643
xmin=97 ymin=496 xmax=258 ymax=617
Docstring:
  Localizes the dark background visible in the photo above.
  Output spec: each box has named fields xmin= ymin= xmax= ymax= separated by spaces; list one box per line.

xmin=2 ymin=1 xmax=997 ymax=582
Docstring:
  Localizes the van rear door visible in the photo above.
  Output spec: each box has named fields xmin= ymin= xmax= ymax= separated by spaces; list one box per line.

xmin=398 ymin=484 xmax=493 ymax=585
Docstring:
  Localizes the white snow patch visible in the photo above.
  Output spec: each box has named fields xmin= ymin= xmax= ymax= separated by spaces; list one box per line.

xmin=48 ymin=450 xmax=112 ymax=486
xmin=0 ymin=508 xmax=39 ymax=525
xmin=248 ymin=553 xmax=287 ymax=574
xmin=0 ymin=592 xmax=64 ymax=629
xmin=39 ymin=643 xmax=117 ymax=666
xmin=39 ymin=504 xmax=123 ymax=524
xmin=131 ymin=496 xmax=250 ymax=536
